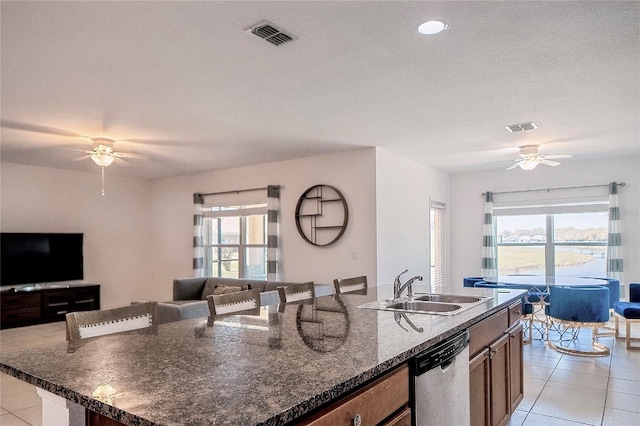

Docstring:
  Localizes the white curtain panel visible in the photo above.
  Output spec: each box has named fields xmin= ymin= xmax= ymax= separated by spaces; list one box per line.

xmin=193 ymin=193 xmax=205 ymax=278
xmin=481 ymin=192 xmax=498 ymax=277
xmin=267 ymin=185 xmax=280 ymax=281
xmin=606 ymin=182 xmax=623 ymax=283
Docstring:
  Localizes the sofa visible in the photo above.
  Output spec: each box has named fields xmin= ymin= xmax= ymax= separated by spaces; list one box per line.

xmin=156 ymin=277 xmax=328 ymax=324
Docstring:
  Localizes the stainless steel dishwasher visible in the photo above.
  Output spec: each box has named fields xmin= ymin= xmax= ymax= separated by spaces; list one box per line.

xmin=413 ymin=330 xmax=470 ymax=426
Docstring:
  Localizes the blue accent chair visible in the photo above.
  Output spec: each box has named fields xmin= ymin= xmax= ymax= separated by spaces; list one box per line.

xmin=580 ymin=277 xmax=620 ymax=308
xmin=463 ymin=276 xmax=484 ymax=287
xmin=546 ymin=286 xmax=610 ymax=356
xmin=613 ymin=283 xmax=640 ymax=350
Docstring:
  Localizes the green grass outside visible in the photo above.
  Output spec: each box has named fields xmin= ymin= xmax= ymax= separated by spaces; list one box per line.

xmin=498 ymin=247 xmax=596 ymax=274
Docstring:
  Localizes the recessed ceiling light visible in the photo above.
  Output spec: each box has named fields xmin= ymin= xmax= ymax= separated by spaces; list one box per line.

xmin=417 ymin=20 xmax=448 ymax=35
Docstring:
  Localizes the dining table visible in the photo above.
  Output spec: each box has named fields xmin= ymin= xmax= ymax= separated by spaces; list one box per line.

xmin=482 ymin=275 xmax=609 ymax=287
xmin=481 ymin=275 xmax=611 ymax=341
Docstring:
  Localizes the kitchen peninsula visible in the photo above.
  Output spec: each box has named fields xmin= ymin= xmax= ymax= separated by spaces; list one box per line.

xmin=0 ymin=285 xmax=527 ymax=425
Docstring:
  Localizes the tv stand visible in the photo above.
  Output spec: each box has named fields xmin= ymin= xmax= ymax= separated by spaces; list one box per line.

xmin=1 ymin=284 xmax=100 ymax=329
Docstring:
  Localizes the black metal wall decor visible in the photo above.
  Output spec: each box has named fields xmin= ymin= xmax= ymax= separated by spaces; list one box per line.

xmin=295 ymin=184 xmax=348 ymax=246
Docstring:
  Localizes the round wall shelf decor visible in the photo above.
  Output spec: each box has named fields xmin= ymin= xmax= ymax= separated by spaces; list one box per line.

xmin=295 ymin=184 xmax=348 ymax=246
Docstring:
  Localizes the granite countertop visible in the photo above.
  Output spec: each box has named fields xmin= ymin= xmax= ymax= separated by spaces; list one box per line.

xmin=0 ymin=284 xmax=526 ymax=425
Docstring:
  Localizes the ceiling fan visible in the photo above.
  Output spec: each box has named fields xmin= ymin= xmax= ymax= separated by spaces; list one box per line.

xmin=71 ymin=138 xmax=137 ymax=168
xmin=501 ymin=145 xmax=573 ymax=171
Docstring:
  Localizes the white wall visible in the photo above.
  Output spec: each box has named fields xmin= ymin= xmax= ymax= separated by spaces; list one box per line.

xmin=150 ymin=148 xmax=378 ymax=301
xmin=450 ymin=155 xmax=640 ymax=296
xmin=0 ymin=163 xmax=154 ymax=308
xmin=375 ymin=149 xmax=450 ymax=286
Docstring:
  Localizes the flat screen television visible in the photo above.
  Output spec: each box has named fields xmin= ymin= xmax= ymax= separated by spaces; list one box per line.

xmin=1 ymin=233 xmax=84 ymax=286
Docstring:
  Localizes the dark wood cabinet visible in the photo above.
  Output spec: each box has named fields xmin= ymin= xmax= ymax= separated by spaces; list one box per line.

xmin=508 ymin=323 xmax=524 ymax=413
xmin=469 ymin=302 xmax=524 ymax=426
xmin=0 ymin=292 xmax=42 ymax=326
xmin=298 ymin=365 xmax=409 ymax=426
xmin=1 ymin=284 xmax=100 ymax=328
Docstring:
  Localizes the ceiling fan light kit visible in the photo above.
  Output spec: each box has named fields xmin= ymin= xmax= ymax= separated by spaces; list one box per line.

xmin=502 ymin=144 xmax=572 ymax=172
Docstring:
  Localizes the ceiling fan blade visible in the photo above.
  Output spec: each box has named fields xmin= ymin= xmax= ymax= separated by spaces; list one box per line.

xmin=487 ymin=159 xmax=518 ymax=165
xmin=506 ymin=162 xmax=521 ymax=170
xmin=539 ymin=159 xmax=561 ymax=167
xmin=541 ymin=154 xmax=572 ymax=160
xmin=113 ymin=157 xmax=130 ymax=167
xmin=0 ymin=120 xmax=87 ymax=138
xmin=71 ymin=154 xmax=92 ymax=162
xmin=115 ymin=151 xmax=146 ymax=159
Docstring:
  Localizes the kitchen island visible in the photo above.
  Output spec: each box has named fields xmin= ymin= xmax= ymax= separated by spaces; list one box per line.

xmin=0 ymin=285 xmax=526 ymax=425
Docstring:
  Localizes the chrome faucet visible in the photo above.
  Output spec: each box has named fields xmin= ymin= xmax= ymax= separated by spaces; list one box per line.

xmin=395 ymin=275 xmax=423 ymax=299
xmin=393 ymin=269 xmax=408 ymax=298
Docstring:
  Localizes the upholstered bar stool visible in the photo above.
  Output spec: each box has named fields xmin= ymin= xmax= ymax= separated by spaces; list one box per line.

xmin=206 ymin=288 xmax=262 ymax=326
xmin=613 ymin=283 xmax=640 ymax=350
xmin=66 ymin=302 xmax=158 ymax=341
xmin=546 ymin=286 xmax=610 ymax=356
xmin=333 ymin=275 xmax=367 ymax=295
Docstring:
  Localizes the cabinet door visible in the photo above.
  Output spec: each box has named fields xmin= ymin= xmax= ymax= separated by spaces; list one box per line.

xmin=508 ymin=323 xmax=524 ymax=413
xmin=489 ymin=333 xmax=510 ymax=426
xmin=469 ymin=349 xmax=490 ymax=426
xmin=44 ymin=290 xmax=73 ymax=321
xmin=72 ymin=287 xmax=100 ymax=312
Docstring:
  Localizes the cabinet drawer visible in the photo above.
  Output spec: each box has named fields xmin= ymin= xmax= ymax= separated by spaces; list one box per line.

xmin=300 ymin=365 xmax=409 ymax=426
xmin=469 ymin=309 xmax=508 ymax=357
xmin=508 ymin=301 xmax=523 ymax=328
xmin=1 ymin=292 xmax=41 ymax=309
xmin=1 ymin=306 xmax=41 ymax=323
xmin=384 ymin=408 xmax=411 ymax=426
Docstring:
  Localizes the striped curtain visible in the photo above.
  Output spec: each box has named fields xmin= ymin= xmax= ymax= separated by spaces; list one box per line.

xmin=481 ymin=192 xmax=498 ymax=277
xmin=267 ymin=185 xmax=280 ymax=281
xmin=193 ymin=193 xmax=205 ymax=278
xmin=606 ymin=182 xmax=623 ymax=282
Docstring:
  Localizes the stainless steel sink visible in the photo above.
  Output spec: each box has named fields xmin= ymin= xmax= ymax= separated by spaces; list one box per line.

xmin=412 ymin=294 xmax=484 ymax=304
xmin=386 ymin=300 xmax=463 ymax=313
xmin=359 ymin=293 xmax=493 ymax=316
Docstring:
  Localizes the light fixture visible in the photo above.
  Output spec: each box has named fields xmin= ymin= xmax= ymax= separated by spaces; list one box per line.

xmin=518 ymin=159 xmax=540 ymax=171
xmin=90 ymin=152 xmax=115 ymax=167
xmin=417 ymin=20 xmax=448 ymax=35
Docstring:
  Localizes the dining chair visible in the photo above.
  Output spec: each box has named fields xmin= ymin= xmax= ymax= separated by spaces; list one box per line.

xmin=545 ymin=285 xmax=610 ymax=356
xmin=613 ymin=283 xmax=640 ymax=350
xmin=278 ymin=282 xmax=315 ymax=303
xmin=66 ymin=302 xmax=158 ymax=341
xmin=206 ymin=288 xmax=262 ymax=325
xmin=463 ymin=276 xmax=484 ymax=287
xmin=333 ymin=275 xmax=367 ymax=295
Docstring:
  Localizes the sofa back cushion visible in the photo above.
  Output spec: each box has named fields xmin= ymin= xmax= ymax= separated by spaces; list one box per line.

xmin=200 ymin=277 xmax=267 ymax=300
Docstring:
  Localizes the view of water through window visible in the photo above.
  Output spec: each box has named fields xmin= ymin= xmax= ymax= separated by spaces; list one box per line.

xmin=496 ymin=212 xmax=608 ymax=276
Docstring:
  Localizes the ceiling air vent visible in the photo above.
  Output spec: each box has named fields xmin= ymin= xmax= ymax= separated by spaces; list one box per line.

xmin=505 ymin=122 xmax=538 ymax=133
xmin=246 ymin=21 xmax=296 ymax=46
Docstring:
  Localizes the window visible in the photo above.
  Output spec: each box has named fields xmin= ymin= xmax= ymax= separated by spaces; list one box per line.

xmin=430 ymin=201 xmax=445 ymax=292
xmin=203 ymin=203 xmax=268 ymax=280
xmin=496 ymin=211 xmax=608 ymax=277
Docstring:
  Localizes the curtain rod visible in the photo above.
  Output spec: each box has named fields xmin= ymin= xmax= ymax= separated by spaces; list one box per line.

xmin=481 ymin=182 xmax=625 ymax=196
xmin=198 ymin=185 xmax=280 ymax=198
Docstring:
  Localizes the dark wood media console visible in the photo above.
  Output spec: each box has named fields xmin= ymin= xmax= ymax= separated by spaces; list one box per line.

xmin=1 ymin=284 xmax=100 ymax=329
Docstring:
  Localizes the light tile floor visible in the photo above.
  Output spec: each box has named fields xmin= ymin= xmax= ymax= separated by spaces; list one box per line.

xmin=0 ymin=319 xmax=638 ymax=425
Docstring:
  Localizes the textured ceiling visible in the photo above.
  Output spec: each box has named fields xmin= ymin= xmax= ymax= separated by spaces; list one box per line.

xmin=1 ymin=1 xmax=638 ymax=179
